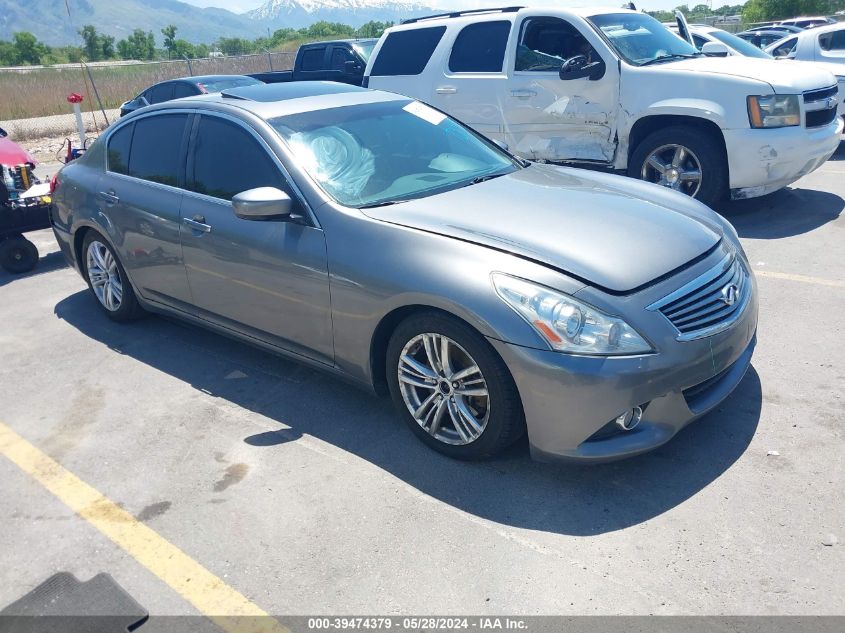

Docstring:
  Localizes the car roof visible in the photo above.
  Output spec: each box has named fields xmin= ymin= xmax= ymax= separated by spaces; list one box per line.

xmin=394 ymin=6 xmax=637 ymax=29
xmin=168 ymin=81 xmax=408 ymax=120
xmin=303 ymin=38 xmax=377 ymax=45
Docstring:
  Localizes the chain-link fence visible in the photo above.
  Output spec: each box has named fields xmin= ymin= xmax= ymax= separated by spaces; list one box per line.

xmin=0 ymin=52 xmax=296 ymax=123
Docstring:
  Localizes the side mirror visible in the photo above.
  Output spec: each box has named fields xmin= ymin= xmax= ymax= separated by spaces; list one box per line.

xmin=232 ymin=187 xmax=293 ymax=220
xmin=559 ymin=55 xmax=606 ymax=81
xmin=344 ymin=60 xmax=362 ymax=73
xmin=701 ymin=42 xmax=730 ymax=57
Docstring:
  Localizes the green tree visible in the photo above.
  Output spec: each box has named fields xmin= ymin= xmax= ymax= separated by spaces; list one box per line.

xmin=356 ymin=20 xmax=393 ymax=38
xmin=79 ymin=24 xmax=102 ymax=60
xmin=117 ymin=29 xmax=156 ymax=60
xmin=12 ymin=32 xmax=48 ymax=65
xmin=0 ymin=40 xmax=17 ymax=66
xmin=161 ymin=24 xmax=178 ymax=58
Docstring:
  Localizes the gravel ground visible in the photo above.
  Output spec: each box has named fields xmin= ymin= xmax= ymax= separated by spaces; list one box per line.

xmin=1 ymin=109 xmax=118 ymax=144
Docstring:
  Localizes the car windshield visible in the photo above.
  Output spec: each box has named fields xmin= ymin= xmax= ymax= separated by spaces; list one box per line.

xmin=588 ymin=12 xmax=700 ymax=65
xmin=197 ymin=77 xmax=262 ymax=92
xmin=710 ymin=30 xmax=772 ymax=58
xmin=269 ymin=99 xmax=520 ymax=208
xmin=351 ymin=41 xmax=376 ymax=62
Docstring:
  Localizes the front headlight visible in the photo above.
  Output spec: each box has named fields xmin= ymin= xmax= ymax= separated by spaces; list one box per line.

xmin=492 ymin=273 xmax=653 ymax=356
xmin=747 ymin=94 xmax=800 ymax=128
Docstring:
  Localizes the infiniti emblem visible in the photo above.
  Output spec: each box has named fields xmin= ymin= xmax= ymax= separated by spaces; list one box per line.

xmin=720 ymin=284 xmax=739 ymax=306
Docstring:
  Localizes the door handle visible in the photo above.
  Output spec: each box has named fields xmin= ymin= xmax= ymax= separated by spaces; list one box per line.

xmin=510 ymin=89 xmax=536 ymax=99
xmin=183 ymin=217 xmax=211 ymax=233
xmin=98 ymin=190 xmax=119 ymax=205
xmin=435 ymin=86 xmax=457 ymax=94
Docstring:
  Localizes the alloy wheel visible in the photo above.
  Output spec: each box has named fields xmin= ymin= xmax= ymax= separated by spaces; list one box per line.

xmin=397 ymin=333 xmax=490 ymax=446
xmin=641 ymin=143 xmax=703 ymax=197
xmin=86 ymin=241 xmax=123 ymax=312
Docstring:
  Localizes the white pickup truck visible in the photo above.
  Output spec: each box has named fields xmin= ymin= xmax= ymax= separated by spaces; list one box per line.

xmin=364 ymin=6 xmax=843 ymax=206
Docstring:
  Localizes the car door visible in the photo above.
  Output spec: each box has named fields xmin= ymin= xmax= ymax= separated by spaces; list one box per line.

xmin=179 ymin=113 xmax=333 ymax=363
xmin=327 ymin=45 xmax=362 ymax=84
xmin=296 ymin=45 xmax=330 ymax=80
xmin=500 ymin=11 xmax=620 ymax=162
xmin=428 ymin=19 xmax=514 ymax=143
xmin=96 ymin=113 xmax=194 ymax=308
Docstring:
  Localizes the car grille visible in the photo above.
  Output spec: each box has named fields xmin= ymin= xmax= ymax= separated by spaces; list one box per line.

xmin=804 ymin=85 xmax=839 ymax=128
xmin=647 ymin=251 xmax=751 ymax=341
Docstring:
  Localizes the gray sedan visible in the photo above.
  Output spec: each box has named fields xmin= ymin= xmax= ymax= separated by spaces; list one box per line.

xmin=50 ymin=82 xmax=757 ymax=462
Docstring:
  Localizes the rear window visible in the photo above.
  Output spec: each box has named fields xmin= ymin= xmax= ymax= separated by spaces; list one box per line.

xmin=128 ymin=114 xmax=188 ymax=186
xmin=147 ymin=82 xmax=174 ymax=104
xmin=300 ymin=48 xmax=325 ymax=71
xmin=449 ymin=21 xmax=511 ymax=73
xmin=370 ymin=26 xmax=447 ymax=76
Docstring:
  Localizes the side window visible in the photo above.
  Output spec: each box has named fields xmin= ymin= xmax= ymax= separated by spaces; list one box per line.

xmin=107 ymin=124 xmax=133 ymax=175
xmin=172 ymin=82 xmax=198 ymax=99
xmin=449 ymin=21 xmax=511 ymax=73
xmin=692 ymin=35 xmax=708 ymax=51
xmin=330 ymin=47 xmax=354 ymax=70
xmin=772 ymin=37 xmax=797 ymax=57
xmin=300 ymin=48 xmax=325 ymax=71
xmin=515 ymin=17 xmax=599 ymax=72
xmin=189 ymin=116 xmax=298 ymax=210
xmin=820 ymin=31 xmax=845 ymax=52
xmin=147 ymin=82 xmax=175 ymax=104
xmin=370 ymin=26 xmax=447 ymax=76
xmin=128 ymin=114 xmax=188 ymax=186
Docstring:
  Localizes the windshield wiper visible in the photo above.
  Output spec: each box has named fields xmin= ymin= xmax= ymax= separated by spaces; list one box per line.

xmin=640 ymin=53 xmax=701 ymax=66
xmin=469 ymin=172 xmax=509 ymax=185
xmin=359 ymin=199 xmax=409 ymax=209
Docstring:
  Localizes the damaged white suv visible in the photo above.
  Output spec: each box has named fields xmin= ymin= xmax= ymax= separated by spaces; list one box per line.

xmin=365 ymin=6 xmax=843 ymax=206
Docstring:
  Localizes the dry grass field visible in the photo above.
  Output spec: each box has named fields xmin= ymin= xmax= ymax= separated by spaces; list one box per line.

xmin=0 ymin=52 xmax=296 ymax=121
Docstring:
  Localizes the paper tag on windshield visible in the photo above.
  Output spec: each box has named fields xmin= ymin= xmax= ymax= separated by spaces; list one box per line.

xmin=403 ymin=101 xmax=446 ymax=126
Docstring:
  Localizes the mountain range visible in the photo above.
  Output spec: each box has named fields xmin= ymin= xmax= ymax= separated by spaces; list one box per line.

xmin=0 ymin=0 xmax=440 ymax=46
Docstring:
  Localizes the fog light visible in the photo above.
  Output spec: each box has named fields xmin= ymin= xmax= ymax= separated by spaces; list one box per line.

xmin=615 ymin=406 xmax=643 ymax=431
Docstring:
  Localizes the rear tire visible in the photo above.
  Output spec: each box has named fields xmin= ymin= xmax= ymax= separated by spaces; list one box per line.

xmin=81 ymin=231 xmax=145 ymax=322
xmin=386 ymin=311 xmax=525 ymax=460
xmin=629 ymin=125 xmax=727 ymax=208
xmin=0 ymin=235 xmax=38 ymax=274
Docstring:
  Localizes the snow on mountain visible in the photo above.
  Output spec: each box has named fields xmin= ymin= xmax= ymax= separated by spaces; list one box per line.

xmin=247 ymin=0 xmax=440 ymax=28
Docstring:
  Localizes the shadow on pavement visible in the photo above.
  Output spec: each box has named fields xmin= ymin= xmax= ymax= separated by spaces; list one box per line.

xmin=55 ymin=291 xmax=761 ymax=536
xmin=716 ymin=186 xmax=843 ymax=240
xmin=0 ymin=251 xmax=68 ymax=288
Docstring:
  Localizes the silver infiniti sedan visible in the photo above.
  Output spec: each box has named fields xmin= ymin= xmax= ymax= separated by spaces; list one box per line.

xmin=50 ymin=82 xmax=758 ymax=462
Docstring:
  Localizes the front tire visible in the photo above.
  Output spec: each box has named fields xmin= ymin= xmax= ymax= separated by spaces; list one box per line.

xmin=82 ymin=231 xmax=145 ymax=321
xmin=629 ymin=125 xmax=727 ymax=208
xmin=386 ymin=312 xmax=524 ymax=460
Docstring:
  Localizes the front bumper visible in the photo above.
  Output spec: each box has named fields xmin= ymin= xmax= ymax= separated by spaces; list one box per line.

xmin=490 ymin=281 xmax=758 ymax=463
xmin=724 ymin=116 xmax=843 ymax=200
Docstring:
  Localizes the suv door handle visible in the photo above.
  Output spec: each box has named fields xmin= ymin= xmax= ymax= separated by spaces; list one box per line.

xmin=435 ymin=86 xmax=457 ymax=94
xmin=98 ymin=190 xmax=119 ymax=205
xmin=510 ymin=89 xmax=536 ymax=99
xmin=183 ymin=216 xmax=211 ymax=233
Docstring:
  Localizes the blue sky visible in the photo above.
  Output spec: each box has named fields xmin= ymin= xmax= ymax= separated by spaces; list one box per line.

xmin=181 ymin=0 xmax=705 ymax=14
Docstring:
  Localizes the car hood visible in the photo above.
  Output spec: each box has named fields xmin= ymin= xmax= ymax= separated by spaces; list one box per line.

xmin=661 ymin=56 xmax=837 ymax=92
xmin=362 ymin=164 xmax=723 ymax=294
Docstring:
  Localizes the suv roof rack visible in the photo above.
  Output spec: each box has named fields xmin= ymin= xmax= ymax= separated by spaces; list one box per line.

xmin=402 ymin=6 xmax=523 ymax=25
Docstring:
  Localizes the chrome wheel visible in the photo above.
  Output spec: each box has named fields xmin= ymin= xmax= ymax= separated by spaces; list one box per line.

xmin=86 ymin=241 xmax=122 ymax=312
xmin=641 ymin=143 xmax=703 ymax=197
xmin=397 ymin=333 xmax=490 ymax=446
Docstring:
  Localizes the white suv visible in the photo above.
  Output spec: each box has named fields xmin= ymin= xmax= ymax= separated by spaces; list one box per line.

xmin=365 ymin=6 xmax=843 ymax=206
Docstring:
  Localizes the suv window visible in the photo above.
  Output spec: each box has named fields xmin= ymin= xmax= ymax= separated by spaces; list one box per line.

xmin=515 ymin=17 xmax=599 ymax=72
xmin=188 ymin=116 xmax=296 ymax=207
xmin=172 ymin=82 xmax=198 ymax=99
xmin=147 ymin=82 xmax=175 ymax=104
xmin=300 ymin=48 xmax=325 ymax=71
xmin=128 ymin=114 xmax=188 ymax=186
xmin=820 ymin=30 xmax=845 ymax=51
xmin=370 ymin=26 xmax=447 ymax=76
xmin=107 ymin=124 xmax=133 ymax=175
xmin=449 ymin=21 xmax=511 ymax=73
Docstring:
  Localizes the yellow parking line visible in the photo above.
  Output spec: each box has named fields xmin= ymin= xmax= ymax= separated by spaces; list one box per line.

xmin=754 ymin=270 xmax=845 ymax=289
xmin=0 ymin=421 xmax=288 ymax=633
